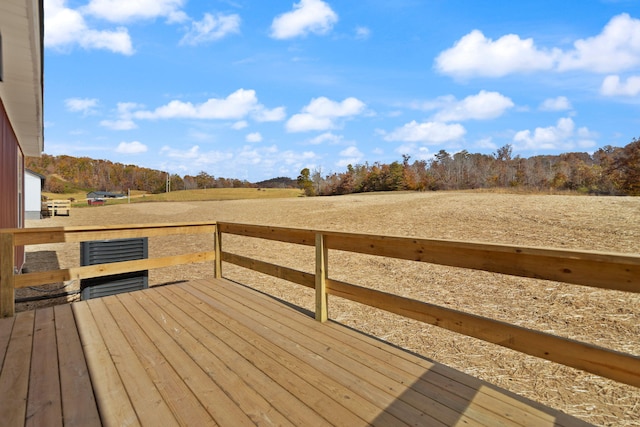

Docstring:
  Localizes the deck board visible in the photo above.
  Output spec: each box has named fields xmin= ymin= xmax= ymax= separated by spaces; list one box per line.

xmin=0 ymin=278 xmax=594 ymax=426
xmin=53 ymin=304 xmax=101 ymax=427
xmin=26 ymin=307 xmax=62 ymax=427
xmin=0 ymin=310 xmax=35 ymax=425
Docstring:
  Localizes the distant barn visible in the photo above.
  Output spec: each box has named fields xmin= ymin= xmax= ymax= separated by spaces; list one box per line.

xmin=87 ymin=191 xmax=125 ymax=199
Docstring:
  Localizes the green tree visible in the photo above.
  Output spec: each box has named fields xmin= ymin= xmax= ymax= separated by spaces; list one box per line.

xmin=297 ymin=168 xmax=315 ymax=196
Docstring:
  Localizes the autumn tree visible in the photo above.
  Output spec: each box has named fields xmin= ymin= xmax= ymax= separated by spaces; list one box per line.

xmin=610 ymin=138 xmax=640 ymax=195
xmin=297 ymin=168 xmax=315 ymax=196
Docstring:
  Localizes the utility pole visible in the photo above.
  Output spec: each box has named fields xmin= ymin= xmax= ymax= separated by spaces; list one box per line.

xmin=166 ymin=172 xmax=170 ymax=193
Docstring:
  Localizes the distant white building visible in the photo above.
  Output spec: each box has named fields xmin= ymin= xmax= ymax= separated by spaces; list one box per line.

xmin=25 ymin=169 xmax=45 ymax=220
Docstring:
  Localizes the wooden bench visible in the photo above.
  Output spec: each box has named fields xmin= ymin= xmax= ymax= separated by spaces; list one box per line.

xmin=45 ymin=200 xmax=71 ymax=216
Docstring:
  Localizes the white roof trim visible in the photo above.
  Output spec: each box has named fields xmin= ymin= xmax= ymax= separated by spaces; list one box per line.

xmin=0 ymin=0 xmax=44 ymax=157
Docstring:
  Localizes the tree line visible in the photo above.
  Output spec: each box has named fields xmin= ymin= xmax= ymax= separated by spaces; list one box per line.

xmin=25 ymin=155 xmax=258 ymax=194
xmin=26 ymin=138 xmax=638 ymax=196
xmin=297 ymin=139 xmax=640 ymax=197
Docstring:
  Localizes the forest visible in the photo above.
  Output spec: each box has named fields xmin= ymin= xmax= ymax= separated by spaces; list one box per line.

xmin=25 ymin=155 xmax=293 ymax=193
xmin=298 ymin=139 xmax=640 ymax=197
xmin=27 ymin=138 xmax=639 ymax=197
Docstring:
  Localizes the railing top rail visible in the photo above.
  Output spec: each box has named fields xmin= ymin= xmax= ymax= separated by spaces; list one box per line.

xmin=1 ymin=222 xmax=218 ymax=246
xmin=217 ymin=221 xmax=640 ymax=293
xmin=0 ymin=221 xmax=218 ymax=235
xmin=216 ymin=221 xmax=640 ymax=259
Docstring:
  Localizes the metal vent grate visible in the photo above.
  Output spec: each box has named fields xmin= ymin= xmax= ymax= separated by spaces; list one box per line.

xmin=80 ymin=238 xmax=148 ymax=300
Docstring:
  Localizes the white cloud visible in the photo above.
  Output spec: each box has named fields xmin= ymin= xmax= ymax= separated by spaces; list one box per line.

xmin=336 ymin=146 xmax=363 ymax=167
xmin=432 ymin=91 xmax=514 ymax=122
xmin=355 ymin=26 xmax=371 ymax=40
xmin=539 ymin=96 xmax=572 ymax=111
xmin=476 ymin=137 xmax=498 ymax=150
xmin=134 ymin=89 xmax=277 ymax=120
xmin=394 ymin=143 xmax=431 ymax=160
xmin=558 ymin=14 xmax=640 ymax=73
xmin=305 ymin=97 xmax=366 ymax=117
xmin=160 ymin=145 xmax=233 ymax=164
xmin=286 ymin=97 xmax=366 ymax=132
xmin=514 ymin=117 xmax=574 ymax=150
xmin=279 ymin=150 xmax=318 ymax=166
xmin=436 ymin=14 xmax=640 ymax=78
xmin=65 ymin=97 xmax=99 ymax=114
xmin=100 ymin=119 xmax=137 ymax=130
xmin=308 ymin=132 xmax=343 ymax=145
xmin=384 ymin=121 xmax=466 ymax=144
xmin=82 ymin=0 xmax=187 ymax=23
xmin=513 ymin=117 xmax=597 ymax=151
xmin=246 ymin=132 xmax=263 ymax=143
xmin=116 ymin=141 xmax=148 ymax=154
xmin=100 ymin=102 xmax=143 ymax=130
xmin=252 ymin=106 xmax=287 ymax=122
xmin=232 ymin=121 xmax=249 ymax=130
xmin=601 ymin=74 xmax=640 ymax=96
xmin=270 ymin=0 xmax=338 ymax=39
xmin=286 ymin=114 xmax=334 ymax=132
xmin=45 ymin=0 xmax=134 ymax=55
xmin=159 ymin=144 xmax=319 ymax=179
xmin=180 ymin=13 xmax=241 ymax=46
xmin=435 ymin=30 xmax=558 ymax=78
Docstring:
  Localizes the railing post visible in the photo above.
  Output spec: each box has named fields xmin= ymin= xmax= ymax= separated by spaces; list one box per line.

xmin=0 ymin=232 xmax=15 ymax=318
xmin=214 ymin=224 xmax=222 ymax=279
xmin=315 ymin=233 xmax=328 ymax=322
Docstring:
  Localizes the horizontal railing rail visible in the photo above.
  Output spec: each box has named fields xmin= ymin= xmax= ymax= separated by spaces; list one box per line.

xmin=0 ymin=222 xmax=217 ymax=317
xmin=1 ymin=221 xmax=639 ymax=389
xmin=217 ymin=221 xmax=640 ymax=388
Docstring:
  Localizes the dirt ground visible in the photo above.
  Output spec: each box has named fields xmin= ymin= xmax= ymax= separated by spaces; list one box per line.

xmin=20 ymin=191 xmax=640 ymax=426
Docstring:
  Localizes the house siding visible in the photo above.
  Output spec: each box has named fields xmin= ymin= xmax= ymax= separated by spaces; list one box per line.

xmin=0 ymin=98 xmax=25 ymax=271
xmin=25 ymin=170 xmax=43 ymax=220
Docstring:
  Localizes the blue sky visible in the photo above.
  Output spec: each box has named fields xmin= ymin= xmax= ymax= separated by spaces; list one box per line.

xmin=44 ymin=0 xmax=640 ymax=182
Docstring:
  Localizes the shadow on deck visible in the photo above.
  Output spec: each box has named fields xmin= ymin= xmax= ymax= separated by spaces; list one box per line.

xmin=0 ymin=278 xmax=591 ymax=426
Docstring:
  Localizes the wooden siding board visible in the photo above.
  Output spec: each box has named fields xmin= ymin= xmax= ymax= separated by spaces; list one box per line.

xmin=0 ymin=98 xmax=25 ymax=271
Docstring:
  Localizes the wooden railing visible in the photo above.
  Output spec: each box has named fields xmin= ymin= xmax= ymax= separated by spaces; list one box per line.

xmin=1 ymin=221 xmax=639 ymax=389
xmin=0 ymin=222 xmax=217 ymax=318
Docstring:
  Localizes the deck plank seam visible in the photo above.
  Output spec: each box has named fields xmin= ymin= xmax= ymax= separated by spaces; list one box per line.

xmin=129 ymin=289 xmax=297 ymax=427
xmin=152 ymin=285 xmax=352 ymax=426
xmin=161 ymin=284 xmax=386 ymax=426
xmin=206 ymin=278 xmax=592 ymax=427
xmin=178 ymin=281 xmax=433 ymax=426
xmin=192 ymin=279 xmax=507 ymax=427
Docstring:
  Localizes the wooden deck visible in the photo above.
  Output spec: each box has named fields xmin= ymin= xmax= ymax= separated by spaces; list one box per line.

xmin=0 ymin=279 xmax=592 ymax=427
